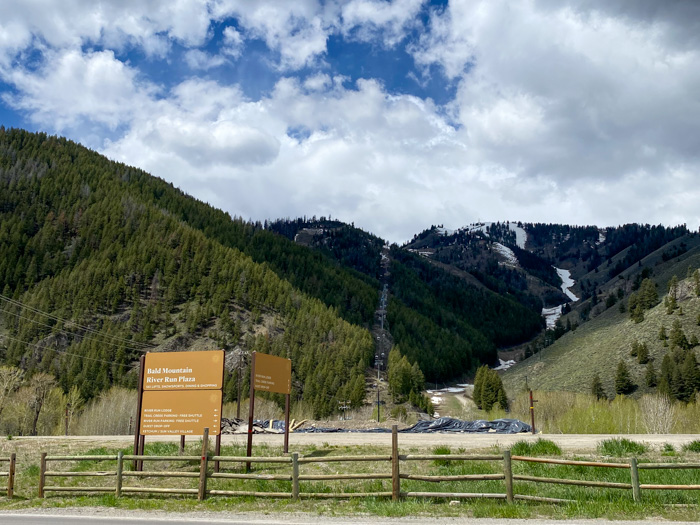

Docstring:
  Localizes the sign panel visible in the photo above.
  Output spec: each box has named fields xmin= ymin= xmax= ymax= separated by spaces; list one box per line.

xmin=140 ymin=390 xmax=222 ymax=435
xmin=253 ymin=353 xmax=292 ymax=394
xmin=143 ymin=350 xmax=224 ymax=390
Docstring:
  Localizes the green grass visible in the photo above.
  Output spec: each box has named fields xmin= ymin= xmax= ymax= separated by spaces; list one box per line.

xmin=511 ymin=439 xmax=562 ymax=456
xmin=3 ymin=441 xmax=700 ymax=520
xmin=683 ymin=440 xmax=700 ymax=453
xmin=432 ymin=445 xmax=452 ymax=466
xmin=598 ymin=438 xmax=648 ymax=457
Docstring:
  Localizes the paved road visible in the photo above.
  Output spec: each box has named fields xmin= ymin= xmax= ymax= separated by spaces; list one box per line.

xmin=10 ymin=433 xmax=700 ymax=452
xmin=1 ymin=512 xmax=695 ymax=525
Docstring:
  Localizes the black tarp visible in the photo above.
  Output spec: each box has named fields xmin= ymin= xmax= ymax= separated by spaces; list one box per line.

xmin=293 ymin=417 xmax=531 ymax=434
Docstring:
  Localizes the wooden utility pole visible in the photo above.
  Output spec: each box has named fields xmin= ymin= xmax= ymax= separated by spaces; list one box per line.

xmin=529 ymin=390 xmax=536 ymax=434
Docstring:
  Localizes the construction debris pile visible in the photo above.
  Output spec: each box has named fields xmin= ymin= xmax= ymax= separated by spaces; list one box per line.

xmin=220 ymin=417 xmax=307 ymax=434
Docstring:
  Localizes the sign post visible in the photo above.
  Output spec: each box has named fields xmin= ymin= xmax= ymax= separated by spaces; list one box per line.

xmin=246 ymin=352 xmax=292 ymax=469
xmin=134 ymin=350 xmax=224 ymax=470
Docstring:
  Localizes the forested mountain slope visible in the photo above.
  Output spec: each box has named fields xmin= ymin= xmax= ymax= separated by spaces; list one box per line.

xmin=0 ymin=128 xmax=372 ymax=417
xmin=268 ymin=218 xmax=545 ymax=382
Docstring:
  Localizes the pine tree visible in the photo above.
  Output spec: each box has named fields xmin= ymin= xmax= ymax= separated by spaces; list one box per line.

xmin=614 ymin=360 xmax=634 ymax=396
xmin=645 ymin=362 xmax=657 ymax=387
xmin=670 ymin=319 xmax=689 ymax=350
xmin=679 ymin=353 xmax=700 ymax=402
xmin=591 ymin=373 xmax=606 ymax=400
xmin=637 ymin=342 xmax=649 ymax=364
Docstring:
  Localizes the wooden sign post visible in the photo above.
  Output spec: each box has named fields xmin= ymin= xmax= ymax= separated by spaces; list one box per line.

xmin=246 ymin=352 xmax=292 ymax=469
xmin=133 ymin=350 xmax=224 ymax=470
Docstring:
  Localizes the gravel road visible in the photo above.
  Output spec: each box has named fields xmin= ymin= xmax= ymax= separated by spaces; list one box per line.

xmin=9 ymin=432 xmax=700 ymax=452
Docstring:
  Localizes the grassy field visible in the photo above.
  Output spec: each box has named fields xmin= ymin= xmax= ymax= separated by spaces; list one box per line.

xmin=1 ymin=436 xmax=700 ymax=520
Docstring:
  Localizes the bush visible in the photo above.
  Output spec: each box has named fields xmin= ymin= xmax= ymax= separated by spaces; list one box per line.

xmin=683 ymin=440 xmax=700 ymax=453
xmin=511 ymin=438 xmax=562 ymax=456
xmin=432 ymin=445 xmax=452 ymax=466
xmin=598 ymin=438 xmax=647 ymax=457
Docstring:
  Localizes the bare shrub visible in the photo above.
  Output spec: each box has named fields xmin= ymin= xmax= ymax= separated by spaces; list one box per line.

xmin=640 ymin=394 xmax=676 ymax=434
xmin=73 ymin=387 xmax=137 ymax=435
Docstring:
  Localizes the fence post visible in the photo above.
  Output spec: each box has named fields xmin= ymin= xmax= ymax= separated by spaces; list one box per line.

xmin=39 ymin=452 xmax=46 ymax=498
xmin=503 ymin=449 xmax=514 ymax=503
xmin=198 ymin=427 xmax=210 ymax=501
xmin=629 ymin=457 xmax=641 ymax=503
xmin=7 ymin=453 xmax=15 ymax=499
xmin=292 ymin=452 xmax=300 ymax=501
xmin=391 ymin=425 xmax=400 ymax=501
xmin=115 ymin=451 xmax=124 ymax=498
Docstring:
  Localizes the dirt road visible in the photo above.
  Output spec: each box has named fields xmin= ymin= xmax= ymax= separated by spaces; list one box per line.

xmin=8 ymin=432 xmax=700 ymax=453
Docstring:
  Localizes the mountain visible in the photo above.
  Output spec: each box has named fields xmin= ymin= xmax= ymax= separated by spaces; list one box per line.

xmin=400 ymin=220 xmax=700 ymax=400
xmin=2 ymin=128 xmax=697 ymax=417
xmin=0 ymin=128 xmax=375 ymax=418
xmin=0 ymin=128 xmax=540 ymax=422
xmin=503 ymin=241 xmax=700 ymax=399
xmin=267 ymin=218 xmax=544 ymax=381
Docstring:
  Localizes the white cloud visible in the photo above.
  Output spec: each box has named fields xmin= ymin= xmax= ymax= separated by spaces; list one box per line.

xmin=212 ymin=0 xmax=333 ymax=70
xmin=2 ymin=1 xmax=700 ymax=242
xmin=222 ymin=26 xmax=244 ymax=58
xmin=3 ymin=49 xmax=156 ymax=130
xmin=341 ymin=0 xmax=425 ymax=46
xmin=0 ymin=0 xmax=215 ymax=64
xmin=184 ymin=49 xmax=226 ymax=70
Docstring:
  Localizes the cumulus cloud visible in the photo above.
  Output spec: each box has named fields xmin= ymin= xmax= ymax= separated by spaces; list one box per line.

xmin=341 ymin=0 xmax=425 ymax=46
xmin=3 ymin=49 xmax=157 ymax=130
xmin=1 ymin=0 xmax=699 ymax=242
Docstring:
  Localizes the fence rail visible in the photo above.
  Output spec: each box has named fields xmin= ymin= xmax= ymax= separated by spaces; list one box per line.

xmin=0 ymin=454 xmax=15 ymax=498
xmin=33 ymin=427 xmax=700 ymax=504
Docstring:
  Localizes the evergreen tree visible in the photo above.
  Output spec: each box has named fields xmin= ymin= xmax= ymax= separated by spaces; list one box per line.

xmin=591 ymin=373 xmax=606 ymax=400
xmin=679 ymin=353 xmax=700 ymax=402
xmin=645 ymin=362 xmax=657 ymax=387
xmin=636 ymin=342 xmax=649 ymax=364
xmin=472 ymin=365 xmax=507 ymax=411
xmin=614 ymin=360 xmax=634 ymax=396
xmin=669 ymin=319 xmax=689 ymax=350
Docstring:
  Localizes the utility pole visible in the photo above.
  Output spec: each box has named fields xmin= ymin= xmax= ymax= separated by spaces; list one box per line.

xmin=529 ymin=390 xmax=537 ymax=434
xmin=375 ymin=352 xmax=384 ymax=423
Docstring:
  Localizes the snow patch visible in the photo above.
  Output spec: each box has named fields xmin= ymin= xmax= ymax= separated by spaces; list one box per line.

xmin=507 ymin=222 xmax=528 ymax=249
xmin=555 ymin=267 xmax=579 ymax=302
xmin=460 ymin=222 xmax=527 ymax=249
xmin=436 ymin=227 xmax=455 ymax=236
xmin=542 ymin=305 xmax=563 ymax=329
xmin=597 ymin=231 xmax=606 ymax=245
xmin=493 ymin=359 xmax=516 ymax=371
xmin=493 ymin=242 xmax=518 ymax=266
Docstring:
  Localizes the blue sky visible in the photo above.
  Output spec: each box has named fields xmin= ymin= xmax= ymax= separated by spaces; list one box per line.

xmin=1 ymin=1 xmax=699 ymax=242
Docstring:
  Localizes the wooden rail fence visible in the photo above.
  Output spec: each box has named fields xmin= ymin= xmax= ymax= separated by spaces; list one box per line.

xmin=0 ymin=454 xmax=15 ymax=498
xmin=35 ymin=427 xmax=700 ymax=504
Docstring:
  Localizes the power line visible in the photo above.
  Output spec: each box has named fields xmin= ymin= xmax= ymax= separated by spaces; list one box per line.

xmin=0 ymin=293 xmax=155 ymax=351
xmin=0 ymin=306 xmax=149 ymax=354
xmin=0 ymin=333 xmax=135 ymax=369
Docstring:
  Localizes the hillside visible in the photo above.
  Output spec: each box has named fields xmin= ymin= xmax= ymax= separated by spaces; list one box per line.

xmin=268 ymin=218 xmax=545 ymax=381
xmin=0 ymin=128 xmax=374 ymax=419
xmin=0 ymin=128 xmax=542 ymax=432
xmin=503 ymin=242 xmax=700 ymax=398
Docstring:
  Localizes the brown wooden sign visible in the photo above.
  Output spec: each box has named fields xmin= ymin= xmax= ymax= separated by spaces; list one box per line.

xmin=253 ymin=352 xmax=291 ymax=394
xmin=140 ymin=390 xmax=222 ymax=435
xmin=143 ymin=350 xmax=224 ymax=390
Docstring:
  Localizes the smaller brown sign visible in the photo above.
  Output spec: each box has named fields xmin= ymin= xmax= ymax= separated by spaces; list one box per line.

xmin=140 ymin=390 xmax=222 ymax=435
xmin=253 ymin=352 xmax=292 ymax=394
xmin=143 ymin=350 xmax=224 ymax=390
